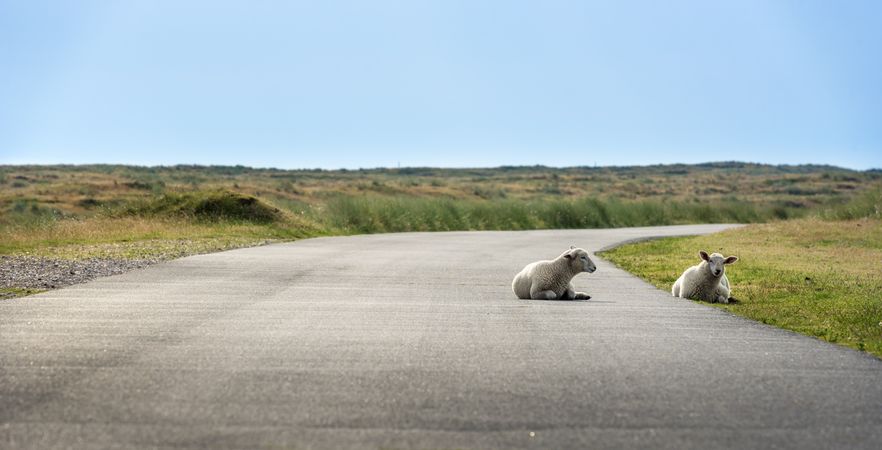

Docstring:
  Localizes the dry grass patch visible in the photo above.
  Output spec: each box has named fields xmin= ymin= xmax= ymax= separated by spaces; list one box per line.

xmin=0 ymin=216 xmax=317 ymax=259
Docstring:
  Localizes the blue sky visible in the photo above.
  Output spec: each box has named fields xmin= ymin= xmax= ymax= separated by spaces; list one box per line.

xmin=1 ymin=0 xmax=880 ymax=170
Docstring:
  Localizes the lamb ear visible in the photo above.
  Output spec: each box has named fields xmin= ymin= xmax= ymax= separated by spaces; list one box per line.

xmin=724 ymin=256 xmax=738 ymax=265
xmin=699 ymin=251 xmax=710 ymax=262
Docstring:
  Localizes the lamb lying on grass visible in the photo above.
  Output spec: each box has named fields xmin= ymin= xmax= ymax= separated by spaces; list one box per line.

xmin=512 ymin=247 xmax=597 ymax=300
xmin=672 ymin=250 xmax=738 ymax=303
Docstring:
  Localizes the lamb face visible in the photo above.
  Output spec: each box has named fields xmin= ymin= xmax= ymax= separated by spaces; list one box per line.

xmin=564 ymin=247 xmax=597 ymax=273
xmin=699 ymin=250 xmax=738 ymax=278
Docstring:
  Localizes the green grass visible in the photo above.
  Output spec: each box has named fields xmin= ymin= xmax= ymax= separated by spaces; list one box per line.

xmin=1 ymin=287 xmax=46 ymax=300
xmin=600 ymin=218 xmax=882 ymax=358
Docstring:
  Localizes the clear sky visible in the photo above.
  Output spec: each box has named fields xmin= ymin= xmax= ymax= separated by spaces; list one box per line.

xmin=1 ymin=0 xmax=880 ymax=170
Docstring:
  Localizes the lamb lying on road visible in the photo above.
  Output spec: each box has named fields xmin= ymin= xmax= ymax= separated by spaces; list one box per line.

xmin=512 ymin=247 xmax=596 ymax=300
xmin=672 ymin=250 xmax=738 ymax=303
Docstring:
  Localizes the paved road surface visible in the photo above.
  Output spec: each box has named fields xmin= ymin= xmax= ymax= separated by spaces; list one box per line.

xmin=2 ymin=225 xmax=881 ymax=449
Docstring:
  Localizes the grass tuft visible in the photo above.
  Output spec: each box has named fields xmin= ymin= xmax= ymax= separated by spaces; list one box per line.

xmin=821 ymin=187 xmax=882 ymax=220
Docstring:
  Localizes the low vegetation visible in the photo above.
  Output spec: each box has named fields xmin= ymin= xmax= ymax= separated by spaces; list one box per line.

xmin=1 ymin=163 xmax=879 ymax=260
xmin=2 ymin=162 xmax=877 ymax=221
xmin=121 ymin=190 xmax=287 ymax=223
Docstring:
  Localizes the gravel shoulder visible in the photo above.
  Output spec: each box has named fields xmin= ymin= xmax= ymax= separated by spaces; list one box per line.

xmin=0 ymin=256 xmax=158 ymax=296
xmin=0 ymin=238 xmax=279 ymax=299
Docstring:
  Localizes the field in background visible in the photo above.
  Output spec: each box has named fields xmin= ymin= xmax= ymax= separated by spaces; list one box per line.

xmin=1 ymin=163 xmax=880 ymax=257
xmin=601 ymin=218 xmax=882 ymax=358
xmin=4 ymin=162 xmax=879 ymax=231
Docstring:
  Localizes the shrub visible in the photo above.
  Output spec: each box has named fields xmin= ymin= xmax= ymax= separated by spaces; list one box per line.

xmin=126 ymin=190 xmax=285 ymax=223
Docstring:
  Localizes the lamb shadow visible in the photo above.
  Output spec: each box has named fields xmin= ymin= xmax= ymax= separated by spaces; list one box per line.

xmin=524 ymin=298 xmax=613 ymax=303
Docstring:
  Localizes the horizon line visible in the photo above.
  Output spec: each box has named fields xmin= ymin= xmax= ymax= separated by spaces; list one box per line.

xmin=1 ymin=160 xmax=879 ymax=172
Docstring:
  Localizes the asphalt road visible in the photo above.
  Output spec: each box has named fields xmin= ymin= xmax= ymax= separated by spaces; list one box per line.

xmin=2 ymin=225 xmax=881 ymax=449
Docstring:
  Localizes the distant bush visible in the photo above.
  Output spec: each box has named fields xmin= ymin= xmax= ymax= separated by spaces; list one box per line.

xmin=126 ymin=190 xmax=285 ymax=223
xmin=124 ymin=180 xmax=166 ymax=193
xmin=76 ymin=198 xmax=102 ymax=209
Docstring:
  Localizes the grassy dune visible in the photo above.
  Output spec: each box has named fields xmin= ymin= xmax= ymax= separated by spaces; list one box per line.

xmin=0 ymin=190 xmax=322 ymax=259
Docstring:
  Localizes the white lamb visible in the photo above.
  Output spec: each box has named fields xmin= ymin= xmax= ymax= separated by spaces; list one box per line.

xmin=512 ymin=247 xmax=597 ymax=300
xmin=672 ymin=250 xmax=738 ymax=303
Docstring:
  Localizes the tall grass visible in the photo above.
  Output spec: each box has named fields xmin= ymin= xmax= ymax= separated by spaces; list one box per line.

xmin=319 ymin=195 xmax=805 ymax=234
xmin=822 ymin=187 xmax=882 ymax=220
